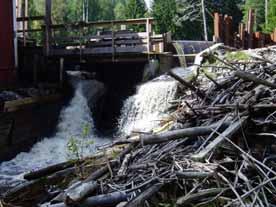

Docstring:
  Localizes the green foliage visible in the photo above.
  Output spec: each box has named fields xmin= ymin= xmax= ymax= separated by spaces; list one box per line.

xmin=225 ymin=51 xmax=250 ymax=61
xmin=123 ymin=0 xmax=147 ymax=19
xmin=67 ymin=123 xmax=94 ymax=161
xmin=266 ymin=0 xmax=276 ymax=32
xmin=151 ymin=0 xmax=177 ymax=35
xmin=243 ymin=0 xmax=265 ymax=31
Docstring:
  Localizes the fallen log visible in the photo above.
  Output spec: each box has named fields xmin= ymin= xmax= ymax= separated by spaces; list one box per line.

xmin=192 ymin=116 xmax=248 ymax=161
xmin=24 ymin=160 xmax=77 ymax=180
xmin=85 ymin=160 xmax=118 ymax=182
xmin=49 ymin=192 xmax=128 ymax=207
xmin=114 ymin=122 xmax=230 ymax=145
xmin=64 ymin=180 xmax=98 ymax=205
xmin=124 ymin=183 xmax=163 ymax=207
xmin=235 ymin=70 xmax=276 ymax=89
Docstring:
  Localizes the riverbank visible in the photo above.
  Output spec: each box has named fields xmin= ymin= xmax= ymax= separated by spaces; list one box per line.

xmin=2 ymin=45 xmax=276 ymax=206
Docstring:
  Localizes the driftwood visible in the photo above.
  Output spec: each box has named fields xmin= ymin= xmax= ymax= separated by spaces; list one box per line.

xmin=168 ymin=70 xmax=207 ymax=100
xmin=6 ymin=47 xmax=276 ymax=207
xmin=64 ymin=180 xmax=98 ymax=205
xmin=115 ymin=122 xmax=230 ymax=145
xmin=24 ymin=160 xmax=77 ymax=180
xmin=192 ymin=116 xmax=248 ymax=161
xmin=176 ymin=188 xmax=228 ymax=205
xmin=176 ymin=171 xmax=214 ymax=179
xmin=235 ymin=70 xmax=276 ymax=89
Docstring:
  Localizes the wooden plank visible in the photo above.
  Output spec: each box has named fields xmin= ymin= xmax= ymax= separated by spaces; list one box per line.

xmin=45 ymin=0 xmax=52 ymax=56
xmin=51 ymin=45 xmax=147 ymax=56
xmin=16 ymin=16 xmax=44 ymax=22
xmin=17 ymin=28 xmax=43 ymax=33
xmin=49 ymin=18 xmax=155 ymax=30
xmin=146 ymin=18 xmax=152 ymax=53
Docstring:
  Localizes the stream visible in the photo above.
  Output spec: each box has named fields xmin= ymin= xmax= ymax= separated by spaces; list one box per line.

xmin=0 ymin=73 xmax=178 ymax=191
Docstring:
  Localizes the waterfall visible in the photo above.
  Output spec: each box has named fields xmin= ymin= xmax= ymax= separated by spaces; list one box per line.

xmin=119 ymin=76 xmax=178 ymax=135
xmin=0 ymin=73 xmax=178 ymax=191
xmin=0 ymin=77 xmax=108 ymax=188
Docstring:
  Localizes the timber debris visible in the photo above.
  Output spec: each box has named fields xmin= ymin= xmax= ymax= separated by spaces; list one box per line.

xmin=2 ymin=46 xmax=276 ymax=206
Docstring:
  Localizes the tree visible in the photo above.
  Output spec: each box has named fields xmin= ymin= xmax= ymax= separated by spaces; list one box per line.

xmin=243 ymin=0 xmax=265 ymax=31
xmin=151 ymin=0 xmax=177 ymax=35
xmin=123 ymin=0 xmax=147 ymax=19
xmin=266 ymin=0 xmax=276 ymax=32
xmin=114 ymin=0 xmax=127 ymax=19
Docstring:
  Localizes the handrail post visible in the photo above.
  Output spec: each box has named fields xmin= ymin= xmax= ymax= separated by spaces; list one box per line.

xmin=45 ymin=0 xmax=52 ymax=56
xmin=146 ymin=18 xmax=152 ymax=54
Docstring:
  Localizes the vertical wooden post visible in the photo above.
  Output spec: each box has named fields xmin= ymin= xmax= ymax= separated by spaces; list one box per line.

xmin=23 ymin=0 xmax=28 ymax=46
xmin=111 ymin=21 xmax=115 ymax=62
xmin=45 ymin=0 xmax=52 ymax=56
xmin=247 ymin=8 xmax=255 ymax=49
xmin=33 ymin=54 xmax=38 ymax=85
xmin=213 ymin=13 xmax=221 ymax=42
xmin=224 ymin=15 xmax=233 ymax=46
xmin=272 ymin=28 xmax=276 ymax=43
xmin=239 ymin=23 xmax=245 ymax=49
xmin=146 ymin=18 xmax=152 ymax=53
xmin=59 ymin=58 xmax=64 ymax=87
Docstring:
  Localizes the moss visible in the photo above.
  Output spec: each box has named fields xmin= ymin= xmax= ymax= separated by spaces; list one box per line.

xmin=225 ymin=51 xmax=250 ymax=61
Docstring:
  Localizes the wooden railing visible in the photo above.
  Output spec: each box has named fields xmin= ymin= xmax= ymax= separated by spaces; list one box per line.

xmin=44 ymin=18 xmax=169 ymax=57
xmin=16 ymin=15 xmax=45 ymax=46
xmin=16 ymin=16 xmax=169 ymax=57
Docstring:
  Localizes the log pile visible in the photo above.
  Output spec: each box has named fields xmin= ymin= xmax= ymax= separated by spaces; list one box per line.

xmin=2 ymin=46 xmax=276 ymax=206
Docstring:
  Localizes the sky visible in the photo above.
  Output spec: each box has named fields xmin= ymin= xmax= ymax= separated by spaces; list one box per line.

xmin=145 ymin=0 xmax=151 ymax=8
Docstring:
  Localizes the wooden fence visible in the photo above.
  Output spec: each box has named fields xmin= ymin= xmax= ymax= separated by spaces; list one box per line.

xmin=214 ymin=9 xmax=276 ymax=49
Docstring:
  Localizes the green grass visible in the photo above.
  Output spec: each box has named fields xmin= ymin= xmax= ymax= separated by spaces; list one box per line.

xmin=225 ymin=51 xmax=250 ymax=61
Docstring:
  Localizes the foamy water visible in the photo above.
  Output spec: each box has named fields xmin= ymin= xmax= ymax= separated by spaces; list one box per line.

xmin=119 ymin=76 xmax=178 ymax=135
xmin=0 ymin=80 xmax=109 ymax=188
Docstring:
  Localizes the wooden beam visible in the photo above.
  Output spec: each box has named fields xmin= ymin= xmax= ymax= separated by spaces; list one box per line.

xmin=49 ymin=18 xmax=155 ymax=30
xmin=16 ymin=16 xmax=44 ymax=22
xmin=45 ymin=0 xmax=52 ymax=56
xmin=146 ymin=18 xmax=152 ymax=53
xmin=247 ymin=8 xmax=255 ymax=49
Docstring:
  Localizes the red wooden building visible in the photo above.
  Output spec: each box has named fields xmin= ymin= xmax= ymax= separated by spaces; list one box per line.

xmin=0 ymin=0 xmax=17 ymax=85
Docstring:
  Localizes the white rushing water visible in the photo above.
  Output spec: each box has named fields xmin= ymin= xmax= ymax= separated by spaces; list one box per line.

xmin=0 ymin=73 xmax=178 ymax=189
xmin=119 ymin=76 xmax=178 ymax=135
xmin=0 ymin=78 xmax=109 ymax=188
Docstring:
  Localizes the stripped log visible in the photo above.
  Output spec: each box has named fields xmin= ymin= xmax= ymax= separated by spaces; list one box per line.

xmin=192 ymin=116 xmax=248 ymax=161
xmin=114 ymin=122 xmax=230 ymax=145
xmin=64 ymin=180 xmax=98 ymax=205
xmin=124 ymin=183 xmax=163 ymax=207
xmin=24 ymin=160 xmax=77 ymax=180
xmin=49 ymin=192 xmax=128 ymax=207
